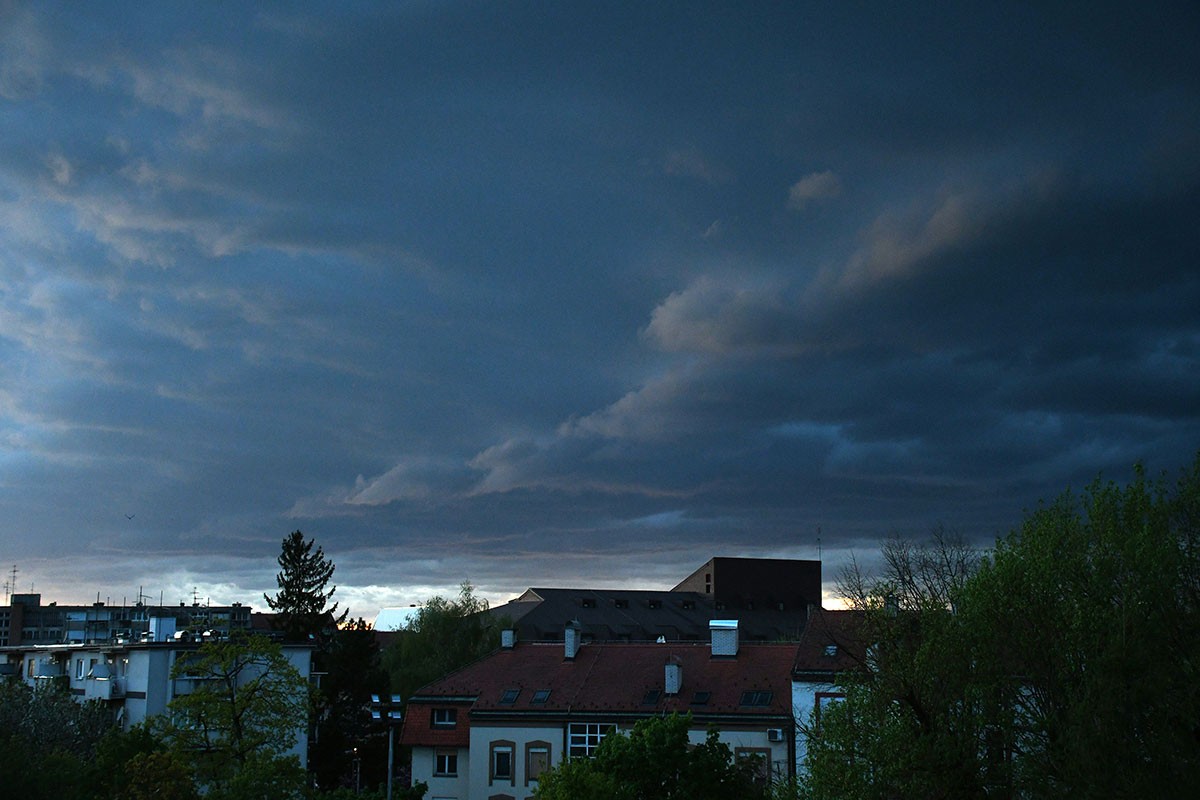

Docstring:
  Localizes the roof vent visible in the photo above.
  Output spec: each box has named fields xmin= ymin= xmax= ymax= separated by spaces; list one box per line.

xmin=710 ymin=619 xmax=739 ymax=657
xmin=665 ymin=656 xmax=683 ymax=695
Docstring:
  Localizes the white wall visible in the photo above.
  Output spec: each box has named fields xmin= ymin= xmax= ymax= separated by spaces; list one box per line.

xmin=793 ymin=679 xmax=843 ymax=772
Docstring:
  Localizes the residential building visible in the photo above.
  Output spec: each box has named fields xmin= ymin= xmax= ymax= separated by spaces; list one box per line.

xmin=790 ymin=609 xmax=865 ymax=771
xmin=400 ymin=620 xmax=797 ymax=800
xmin=0 ymin=623 xmax=312 ymax=767
xmin=489 ymin=556 xmax=823 ymax=644
xmin=0 ymin=592 xmax=252 ymax=647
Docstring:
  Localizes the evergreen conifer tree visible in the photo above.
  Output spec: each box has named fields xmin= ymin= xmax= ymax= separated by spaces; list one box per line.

xmin=264 ymin=530 xmax=348 ymax=640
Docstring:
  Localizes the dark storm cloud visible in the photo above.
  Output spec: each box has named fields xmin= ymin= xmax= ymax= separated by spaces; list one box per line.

xmin=1 ymin=1 xmax=1197 ymax=613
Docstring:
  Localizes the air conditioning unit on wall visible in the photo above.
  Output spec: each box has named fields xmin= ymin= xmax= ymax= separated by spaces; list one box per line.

xmin=767 ymin=728 xmax=785 ymax=742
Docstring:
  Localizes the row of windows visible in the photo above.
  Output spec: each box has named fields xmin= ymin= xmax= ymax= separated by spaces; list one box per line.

xmin=433 ymin=741 xmax=551 ymax=786
xmin=432 ymin=727 xmax=785 ymax=787
xmin=579 ymin=597 xmax=697 ymax=610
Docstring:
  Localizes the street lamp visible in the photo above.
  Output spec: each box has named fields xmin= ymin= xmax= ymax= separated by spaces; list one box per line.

xmin=370 ymin=693 xmax=404 ymax=800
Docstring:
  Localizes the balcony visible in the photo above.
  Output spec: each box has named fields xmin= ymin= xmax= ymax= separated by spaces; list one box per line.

xmin=84 ymin=677 xmax=125 ymax=701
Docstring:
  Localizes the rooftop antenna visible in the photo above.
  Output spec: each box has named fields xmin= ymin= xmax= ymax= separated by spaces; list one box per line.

xmin=816 ymin=525 xmax=823 ymax=561
xmin=3 ymin=564 xmax=15 ymax=604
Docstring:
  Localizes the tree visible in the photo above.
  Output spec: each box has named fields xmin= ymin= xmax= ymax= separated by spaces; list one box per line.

xmin=0 ymin=679 xmax=115 ymax=800
xmin=804 ymin=529 xmax=989 ymax=800
xmin=311 ymin=617 xmax=390 ymax=791
xmin=91 ymin=724 xmax=198 ymax=800
xmin=158 ymin=633 xmax=311 ymax=796
xmin=265 ymin=529 xmax=348 ymax=641
xmin=382 ymin=581 xmax=507 ymax=705
xmin=959 ymin=458 xmax=1200 ymax=798
xmin=534 ymin=713 xmax=768 ymax=800
xmin=801 ymin=457 xmax=1200 ymax=799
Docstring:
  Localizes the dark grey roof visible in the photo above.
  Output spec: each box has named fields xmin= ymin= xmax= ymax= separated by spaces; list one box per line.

xmin=488 ymin=587 xmax=809 ymax=643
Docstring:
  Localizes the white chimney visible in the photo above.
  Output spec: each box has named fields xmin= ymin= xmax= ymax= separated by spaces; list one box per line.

xmin=501 ymin=629 xmax=516 ymax=649
xmin=565 ymin=619 xmax=582 ymax=660
xmin=710 ymin=619 xmax=739 ymax=657
xmin=665 ymin=656 xmax=683 ymax=695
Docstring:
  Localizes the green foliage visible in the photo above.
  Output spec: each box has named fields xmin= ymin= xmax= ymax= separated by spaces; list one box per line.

xmin=960 ymin=458 xmax=1200 ymax=797
xmin=534 ymin=713 xmax=768 ymax=800
xmin=91 ymin=724 xmax=191 ymax=799
xmin=801 ymin=456 xmax=1200 ymax=800
xmin=265 ymin=529 xmax=349 ymax=641
xmin=382 ymin=581 xmax=506 ymax=703
xmin=0 ymin=679 xmax=117 ymax=800
xmin=120 ymin=750 xmax=200 ymax=800
xmin=158 ymin=634 xmax=311 ymax=795
xmin=206 ymin=753 xmax=307 ymax=800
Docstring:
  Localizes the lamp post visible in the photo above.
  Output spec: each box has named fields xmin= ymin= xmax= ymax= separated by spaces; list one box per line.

xmin=370 ymin=693 xmax=404 ymax=800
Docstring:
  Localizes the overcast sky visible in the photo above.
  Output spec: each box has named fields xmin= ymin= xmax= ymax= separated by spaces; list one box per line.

xmin=2 ymin=1 xmax=1198 ymax=617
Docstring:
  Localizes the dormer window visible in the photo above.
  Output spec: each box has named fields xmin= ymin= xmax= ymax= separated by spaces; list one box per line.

xmin=740 ymin=690 xmax=773 ymax=706
xmin=431 ymin=708 xmax=457 ymax=728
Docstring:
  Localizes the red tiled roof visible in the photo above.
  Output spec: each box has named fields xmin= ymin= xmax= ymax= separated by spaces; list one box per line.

xmin=791 ymin=609 xmax=866 ymax=676
xmin=399 ymin=641 xmax=797 ymax=746
xmin=398 ymin=702 xmax=471 ymax=747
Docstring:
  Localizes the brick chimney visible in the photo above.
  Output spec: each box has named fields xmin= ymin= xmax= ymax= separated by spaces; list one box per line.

xmin=565 ymin=619 xmax=582 ymax=660
xmin=710 ymin=619 xmax=738 ymax=657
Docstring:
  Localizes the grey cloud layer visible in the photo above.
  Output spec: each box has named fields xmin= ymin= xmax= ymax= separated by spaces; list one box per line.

xmin=1 ymin=1 xmax=1197 ymax=612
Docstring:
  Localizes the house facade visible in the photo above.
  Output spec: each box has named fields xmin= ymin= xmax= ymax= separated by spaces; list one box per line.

xmin=790 ymin=609 xmax=865 ymax=771
xmin=0 ymin=592 xmax=253 ymax=647
xmin=400 ymin=620 xmax=797 ymax=800
xmin=0 ymin=624 xmax=312 ymax=767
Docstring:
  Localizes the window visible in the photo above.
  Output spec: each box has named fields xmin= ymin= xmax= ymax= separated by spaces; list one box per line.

xmin=431 ymin=708 xmax=457 ymax=728
xmin=814 ymin=691 xmax=846 ymax=734
xmin=740 ymin=690 xmax=773 ymax=706
xmin=568 ymin=723 xmax=614 ymax=758
xmin=531 ymin=689 xmax=551 ymax=704
xmin=641 ymin=689 xmax=661 ymax=705
xmin=823 ymin=644 xmax=838 ymax=657
xmin=76 ymin=658 xmax=84 ymax=679
xmin=490 ymin=741 xmax=515 ymax=784
xmin=736 ymin=748 xmax=772 ymax=785
xmin=691 ymin=691 xmax=711 ymax=705
xmin=525 ymin=741 xmax=551 ymax=785
xmin=433 ymin=749 xmax=458 ymax=777
xmin=499 ymin=688 xmax=520 ymax=704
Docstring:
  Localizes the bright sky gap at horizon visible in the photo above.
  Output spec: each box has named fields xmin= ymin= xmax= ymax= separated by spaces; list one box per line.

xmin=1 ymin=2 xmax=1197 ymax=619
